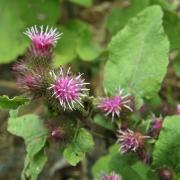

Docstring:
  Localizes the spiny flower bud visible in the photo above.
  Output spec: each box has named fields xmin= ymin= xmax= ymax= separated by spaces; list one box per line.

xmin=51 ymin=127 xmax=65 ymax=141
xmin=150 ymin=114 xmax=163 ymax=138
xmin=102 ymin=172 xmax=121 ymax=180
xmin=116 ymin=128 xmax=149 ymax=154
xmin=24 ymin=25 xmax=62 ymax=55
xmin=158 ymin=167 xmax=173 ymax=180
xmin=12 ymin=61 xmax=28 ymax=73
xmin=97 ymin=88 xmax=133 ymax=121
xmin=17 ymin=72 xmax=42 ymax=93
xmin=48 ymin=67 xmax=90 ymax=110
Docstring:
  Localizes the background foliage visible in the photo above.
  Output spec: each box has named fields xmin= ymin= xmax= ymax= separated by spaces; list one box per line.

xmin=1 ymin=0 xmax=180 ymax=179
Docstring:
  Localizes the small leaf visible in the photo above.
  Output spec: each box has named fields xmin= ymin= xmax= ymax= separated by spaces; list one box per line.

xmin=69 ymin=0 xmax=92 ymax=7
xmin=63 ymin=128 xmax=94 ymax=166
xmin=104 ymin=6 xmax=169 ymax=102
xmin=153 ymin=115 xmax=180 ymax=173
xmin=106 ymin=0 xmax=149 ymax=35
xmin=0 ymin=95 xmax=29 ymax=110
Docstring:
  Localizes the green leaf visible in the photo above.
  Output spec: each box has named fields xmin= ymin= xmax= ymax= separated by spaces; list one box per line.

xmin=8 ymin=113 xmax=48 ymax=179
xmin=22 ymin=150 xmax=47 ymax=180
xmin=69 ymin=0 xmax=92 ymax=7
xmin=0 ymin=95 xmax=29 ymax=110
xmin=106 ymin=0 xmax=149 ymax=35
xmin=153 ymin=115 xmax=180 ymax=173
xmin=54 ymin=20 xmax=101 ymax=66
xmin=92 ymin=144 xmax=157 ymax=180
xmin=63 ymin=128 xmax=94 ymax=166
xmin=163 ymin=11 xmax=180 ymax=50
xmin=8 ymin=113 xmax=47 ymax=157
xmin=104 ymin=6 xmax=169 ymax=102
xmin=93 ymin=114 xmax=115 ymax=131
xmin=0 ymin=0 xmax=60 ymax=64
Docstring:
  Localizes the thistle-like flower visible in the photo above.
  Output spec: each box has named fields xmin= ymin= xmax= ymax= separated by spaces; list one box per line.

xmin=116 ymin=128 xmax=149 ymax=154
xmin=24 ymin=25 xmax=62 ymax=53
xmin=97 ymin=88 xmax=133 ymax=121
xmin=48 ymin=67 xmax=89 ymax=110
xmin=12 ymin=61 xmax=27 ymax=73
xmin=102 ymin=172 xmax=121 ymax=180
xmin=17 ymin=73 xmax=42 ymax=92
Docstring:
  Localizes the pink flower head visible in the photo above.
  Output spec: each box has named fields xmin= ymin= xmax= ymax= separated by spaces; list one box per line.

xmin=116 ymin=128 xmax=149 ymax=154
xmin=97 ymin=88 xmax=133 ymax=121
xmin=49 ymin=67 xmax=89 ymax=110
xmin=102 ymin=172 xmax=121 ymax=180
xmin=17 ymin=73 xmax=42 ymax=91
xmin=24 ymin=25 xmax=62 ymax=53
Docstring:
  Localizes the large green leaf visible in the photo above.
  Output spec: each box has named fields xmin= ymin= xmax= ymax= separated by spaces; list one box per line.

xmin=153 ymin=115 xmax=180 ymax=173
xmin=8 ymin=113 xmax=48 ymax=179
xmin=69 ymin=0 xmax=92 ymax=7
xmin=0 ymin=95 xmax=29 ymax=110
xmin=0 ymin=0 xmax=60 ymax=64
xmin=54 ymin=20 xmax=101 ymax=66
xmin=63 ymin=128 xmax=94 ymax=166
xmin=104 ymin=6 xmax=169 ymax=101
xmin=106 ymin=0 xmax=150 ymax=35
xmin=92 ymin=144 xmax=157 ymax=180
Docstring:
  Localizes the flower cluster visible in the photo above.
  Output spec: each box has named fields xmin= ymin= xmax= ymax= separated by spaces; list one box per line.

xmin=97 ymin=88 xmax=133 ymax=121
xmin=116 ymin=128 xmax=149 ymax=154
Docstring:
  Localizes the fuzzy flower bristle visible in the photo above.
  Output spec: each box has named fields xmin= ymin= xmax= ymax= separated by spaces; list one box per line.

xmin=102 ymin=172 xmax=121 ymax=180
xmin=97 ymin=88 xmax=133 ymax=121
xmin=49 ymin=67 xmax=89 ymax=110
xmin=24 ymin=25 xmax=62 ymax=52
xmin=116 ymin=128 xmax=149 ymax=154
